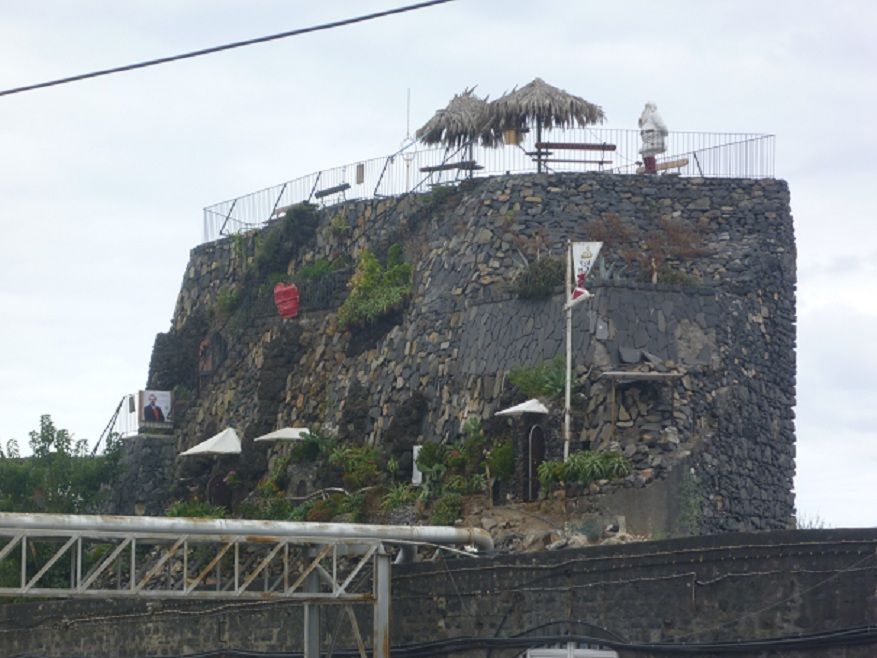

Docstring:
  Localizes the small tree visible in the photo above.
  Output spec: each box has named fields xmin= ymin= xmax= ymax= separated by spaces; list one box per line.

xmin=0 ymin=415 xmax=120 ymax=514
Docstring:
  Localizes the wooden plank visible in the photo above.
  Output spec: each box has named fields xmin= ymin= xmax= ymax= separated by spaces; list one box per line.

xmin=636 ymin=157 xmax=689 ymax=174
xmin=419 ymin=160 xmax=480 ymax=173
xmin=536 ymin=141 xmax=617 ymax=152
xmin=313 ymin=182 xmax=351 ymax=199
xmin=543 ymin=159 xmax=612 ymax=165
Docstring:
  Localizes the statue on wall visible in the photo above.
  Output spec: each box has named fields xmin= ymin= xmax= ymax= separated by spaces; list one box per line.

xmin=638 ymin=102 xmax=668 ymax=173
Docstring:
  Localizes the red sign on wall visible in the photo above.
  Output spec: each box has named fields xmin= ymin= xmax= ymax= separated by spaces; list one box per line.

xmin=273 ymin=283 xmax=300 ymax=318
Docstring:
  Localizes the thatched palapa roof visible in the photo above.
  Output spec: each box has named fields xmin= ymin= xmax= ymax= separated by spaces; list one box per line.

xmin=415 ymin=87 xmax=496 ymax=148
xmin=487 ymin=77 xmax=605 ymax=131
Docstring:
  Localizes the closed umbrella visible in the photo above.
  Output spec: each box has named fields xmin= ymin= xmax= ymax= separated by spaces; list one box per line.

xmin=252 ymin=427 xmax=311 ymax=442
xmin=179 ymin=427 xmax=242 ymax=456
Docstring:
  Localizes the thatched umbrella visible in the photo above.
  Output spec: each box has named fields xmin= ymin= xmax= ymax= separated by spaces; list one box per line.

xmin=487 ymin=78 xmax=605 ymax=171
xmin=416 ymin=87 xmax=496 ymax=149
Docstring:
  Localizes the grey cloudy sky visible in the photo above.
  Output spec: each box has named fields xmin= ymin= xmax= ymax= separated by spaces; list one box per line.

xmin=1 ymin=1 xmax=875 ymax=527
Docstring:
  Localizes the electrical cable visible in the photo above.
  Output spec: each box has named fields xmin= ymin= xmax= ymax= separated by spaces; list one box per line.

xmin=12 ymin=625 xmax=877 ymax=658
xmin=0 ymin=0 xmax=456 ymax=98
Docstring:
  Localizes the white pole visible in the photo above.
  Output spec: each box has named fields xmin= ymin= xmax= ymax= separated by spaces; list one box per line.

xmin=564 ymin=240 xmax=572 ymax=462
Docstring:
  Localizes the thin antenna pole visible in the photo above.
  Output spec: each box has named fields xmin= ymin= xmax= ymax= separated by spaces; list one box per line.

xmin=406 ymin=88 xmax=411 ymax=139
xmin=403 ymin=87 xmax=414 ymax=189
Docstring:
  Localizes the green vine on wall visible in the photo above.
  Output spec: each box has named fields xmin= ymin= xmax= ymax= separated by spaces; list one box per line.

xmin=338 ymin=244 xmax=412 ymax=328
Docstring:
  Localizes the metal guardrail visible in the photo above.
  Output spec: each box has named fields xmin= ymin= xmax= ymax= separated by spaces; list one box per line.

xmin=203 ymin=128 xmax=775 ymax=243
xmin=0 ymin=513 xmax=492 ymax=657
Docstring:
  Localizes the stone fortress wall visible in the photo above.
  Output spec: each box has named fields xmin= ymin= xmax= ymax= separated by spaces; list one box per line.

xmin=130 ymin=171 xmax=795 ymax=536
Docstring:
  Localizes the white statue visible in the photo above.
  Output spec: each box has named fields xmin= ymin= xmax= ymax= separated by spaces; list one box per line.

xmin=638 ymin=102 xmax=668 ymax=157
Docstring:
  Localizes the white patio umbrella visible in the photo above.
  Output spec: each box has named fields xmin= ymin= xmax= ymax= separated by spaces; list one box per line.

xmin=179 ymin=427 xmax=242 ymax=456
xmin=494 ymin=399 xmax=550 ymax=417
xmin=252 ymin=427 xmax=311 ymax=443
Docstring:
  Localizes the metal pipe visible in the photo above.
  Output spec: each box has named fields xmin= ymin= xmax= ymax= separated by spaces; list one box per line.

xmin=0 ymin=513 xmax=494 ymax=552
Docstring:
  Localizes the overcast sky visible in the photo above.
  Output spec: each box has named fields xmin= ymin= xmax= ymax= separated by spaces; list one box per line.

xmin=1 ymin=1 xmax=874 ymax=527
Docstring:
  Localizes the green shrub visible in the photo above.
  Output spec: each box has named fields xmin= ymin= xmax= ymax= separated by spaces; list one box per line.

xmin=444 ymin=448 xmax=466 ymax=472
xmin=336 ymin=491 xmax=366 ymax=522
xmin=337 ymin=245 xmax=412 ymax=328
xmin=251 ymin=203 xmax=319 ymax=278
xmin=444 ymin=474 xmax=469 ymax=495
xmin=513 ymin=257 xmax=565 ymax=299
xmin=592 ymin=451 xmax=633 ymax=479
xmin=537 ymin=451 xmax=632 ymax=494
xmin=424 ymin=184 xmax=456 ymax=209
xmin=486 ymin=439 xmax=514 ymax=481
xmin=306 ymin=497 xmax=339 ymax=522
xmin=295 ymin=258 xmax=336 ymax=282
xmin=329 ymin=444 xmax=381 ymax=490
xmin=415 ymin=442 xmax=446 ymax=471
xmin=430 ymin=492 xmax=463 ymax=526
xmin=262 ymin=496 xmax=297 ymax=520
xmin=214 ymin=285 xmax=241 ymax=318
xmin=166 ymin=499 xmax=227 ymax=519
xmin=288 ymin=499 xmax=318 ymax=521
xmin=381 ymin=483 xmax=416 ymax=511
xmin=537 ymin=459 xmax=567 ymax=493
xmin=291 ymin=429 xmax=335 ymax=462
xmin=328 ymin=212 xmax=351 ymax=237
xmin=508 ymin=357 xmax=566 ymax=399
xmin=460 ymin=418 xmax=488 ymax=475
xmin=300 ymin=492 xmax=362 ymax=522
xmin=565 ymin=451 xmax=604 ymax=484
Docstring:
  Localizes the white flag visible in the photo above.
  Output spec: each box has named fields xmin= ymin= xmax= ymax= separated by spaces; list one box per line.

xmin=567 ymin=242 xmax=603 ymax=309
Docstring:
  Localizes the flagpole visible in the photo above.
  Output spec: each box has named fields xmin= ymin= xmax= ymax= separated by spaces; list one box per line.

xmin=564 ymin=240 xmax=572 ymax=462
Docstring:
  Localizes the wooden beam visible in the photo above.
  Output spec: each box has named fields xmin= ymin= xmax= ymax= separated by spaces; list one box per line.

xmin=636 ymin=158 xmax=690 ymax=174
xmin=536 ymin=141 xmax=617 ymax=152
xmin=542 ymin=159 xmax=612 ymax=165
xmin=419 ymin=160 xmax=481 ymax=173
xmin=313 ymin=182 xmax=351 ymax=199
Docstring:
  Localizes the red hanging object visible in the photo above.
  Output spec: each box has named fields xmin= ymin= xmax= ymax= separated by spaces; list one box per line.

xmin=273 ymin=282 xmax=300 ymax=318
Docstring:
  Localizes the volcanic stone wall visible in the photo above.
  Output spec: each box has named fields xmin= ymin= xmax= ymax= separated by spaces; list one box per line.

xmin=2 ymin=529 xmax=874 ymax=658
xmin=137 ymin=172 xmax=795 ymax=534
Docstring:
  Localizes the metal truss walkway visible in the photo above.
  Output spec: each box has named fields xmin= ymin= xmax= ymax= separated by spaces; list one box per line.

xmin=0 ymin=512 xmax=493 ymax=658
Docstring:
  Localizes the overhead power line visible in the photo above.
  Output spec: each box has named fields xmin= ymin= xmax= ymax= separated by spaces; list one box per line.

xmin=0 ymin=0 xmax=455 ymax=98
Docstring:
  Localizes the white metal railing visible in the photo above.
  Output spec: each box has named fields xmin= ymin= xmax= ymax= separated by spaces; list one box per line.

xmin=203 ymin=128 xmax=775 ymax=243
xmin=0 ymin=513 xmax=491 ymax=658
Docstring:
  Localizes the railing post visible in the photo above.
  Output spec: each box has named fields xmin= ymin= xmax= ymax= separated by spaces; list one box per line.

xmin=218 ymin=199 xmax=238 ymax=238
xmin=373 ymin=545 xmax=391 ymax=658
xmin=304 ymin=569 xmax=321 ymax=658
xmin=268 ymin=182 xmax=289 ymax=223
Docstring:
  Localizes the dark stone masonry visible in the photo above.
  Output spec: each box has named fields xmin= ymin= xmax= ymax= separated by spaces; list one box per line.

xmin=2 ymin=529 xmax=875 ymax=658
xmin=131 ymin=172 xmax=795 ymax=535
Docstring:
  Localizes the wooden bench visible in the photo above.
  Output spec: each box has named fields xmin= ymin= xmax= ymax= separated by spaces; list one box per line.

xmin=534 ymin=141 xmax=616 ymax=167
xmin=636 ymin=157 xmax=689 ymax=174
xmin=535 ymin=141 xmax=616 ymax=152
xmin=542 ymin=158 xmax=613 ymax=165
xmin=313 ymin=182 xmax=351 ymax=199
xmin=419 ymin=160 xmax=484 ymax=173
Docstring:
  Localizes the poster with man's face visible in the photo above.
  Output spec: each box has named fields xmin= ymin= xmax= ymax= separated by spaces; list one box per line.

xmin=139 ymin=390 xmax=172 ymax=424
